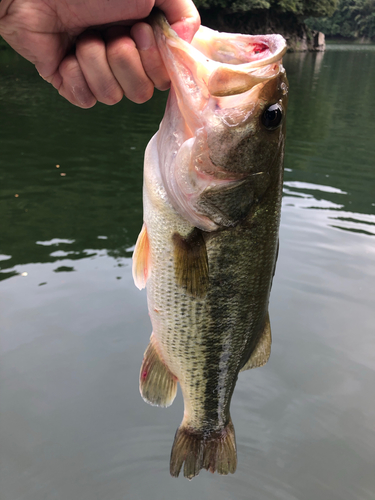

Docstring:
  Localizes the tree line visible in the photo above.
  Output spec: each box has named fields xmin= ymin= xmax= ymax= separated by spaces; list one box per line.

xmin=194 ymin=0 xmax=375 ymax=40
xmin=194 ymin=0 xmax=337 ymax=18
xmin=305 ymin=0 xmax=375 ymax=39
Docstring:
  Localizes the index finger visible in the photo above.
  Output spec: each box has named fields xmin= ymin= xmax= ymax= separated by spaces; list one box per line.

xmin=155 ymin=0 xmax=200 ymax=42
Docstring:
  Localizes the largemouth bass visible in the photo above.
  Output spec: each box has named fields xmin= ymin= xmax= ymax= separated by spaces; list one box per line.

xmin=132 ymin=11 xmax=288 ymax=479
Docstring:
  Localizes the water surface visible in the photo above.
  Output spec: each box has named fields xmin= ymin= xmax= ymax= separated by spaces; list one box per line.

xmin=1 ymin=46 xmax=375 ymax=500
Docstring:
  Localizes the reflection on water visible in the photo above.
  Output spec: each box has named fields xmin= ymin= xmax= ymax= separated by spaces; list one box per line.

xmin=1 ymin=46 xmax=375 ymax=499
xmin=326 ymin=42 xmax=375 ymax=51
xmin=283 ymin=181 xmax=375 ymax=236
xmin=0 ymin=50 xmax=167 ymax=282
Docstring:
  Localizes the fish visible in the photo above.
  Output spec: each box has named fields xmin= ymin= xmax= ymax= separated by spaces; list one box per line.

xmin=132 ymin=10 xmax=288 ymax=479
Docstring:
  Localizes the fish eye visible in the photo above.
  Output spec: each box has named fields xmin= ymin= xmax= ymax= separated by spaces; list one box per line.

xmin=261 ymin=103 xmax=283 ymax=130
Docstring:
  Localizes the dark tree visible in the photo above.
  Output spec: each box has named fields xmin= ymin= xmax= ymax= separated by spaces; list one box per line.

xmin=194 ymin=0 xmax=337 ymax=18
xmin=193 ymin=0 xmax=338 ymax=50
xmin=306 ymin=0 xmax=375 ymax=39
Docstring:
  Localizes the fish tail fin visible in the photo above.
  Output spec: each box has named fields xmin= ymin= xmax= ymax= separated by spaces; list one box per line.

xmin=139 ymin=336 xmax=177 ymax=408
xmin=170 ymin=417 xmax=237 ymax=479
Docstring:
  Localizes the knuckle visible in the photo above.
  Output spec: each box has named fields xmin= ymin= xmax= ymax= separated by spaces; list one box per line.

xmin=77 ymin=98 xmax=97 ymax=109
xmin=59 ymin=56 xmax=96 ymax=108
xmin=59 ymin=55 xmax=80 ymax=80
xmin=99 ymin=87 xmax=123 ymax=106
xmin=76 ymin=36 xmax=104 ymax=64
xmin=130 ymin=83 xmax=154 ymax=104
xmin=107 ymin=38 xmax=136 ymax=66
xmin=155 ymin=80 xmax=170 ymax=92
xmin=146 ymin=63 xmax=169 ymax=89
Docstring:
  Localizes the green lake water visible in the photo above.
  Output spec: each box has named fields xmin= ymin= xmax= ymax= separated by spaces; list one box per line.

xmin=1 ymin=44 xmax=375 ymax=499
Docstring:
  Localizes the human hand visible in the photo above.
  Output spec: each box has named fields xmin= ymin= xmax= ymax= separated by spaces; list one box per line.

xmin=0 ymin=0 xmax=200 ymax=107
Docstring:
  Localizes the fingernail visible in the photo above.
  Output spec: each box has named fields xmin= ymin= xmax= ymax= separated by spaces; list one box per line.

xmin=71 ymin=85 xmax=96 ymax=108
xmin=134 ymin=25 xmax=153 ymax=51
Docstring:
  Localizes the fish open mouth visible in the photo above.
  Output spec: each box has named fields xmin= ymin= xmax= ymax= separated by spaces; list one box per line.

xmin=151 ymin=10 xmax=287 ymax=99
xmin=195 ymin=29 xmax=286 ymax=97
xmin=191 ymin=29 xmax=286 ymax=67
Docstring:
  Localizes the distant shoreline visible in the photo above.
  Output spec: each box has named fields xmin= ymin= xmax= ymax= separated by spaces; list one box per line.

xmin=2 ymin=31 xmax=374 ymax=55
xmin=325 ymin=37 xmax=375 ymax=45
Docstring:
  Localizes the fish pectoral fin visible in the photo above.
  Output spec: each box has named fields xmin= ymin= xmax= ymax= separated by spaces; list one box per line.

xmin=139 ymin=336 xmax=177 ymax=408
xmin=132 ymin=223 xmax=151 ymax=290
xmin=240 ymin=312 xmax=272 ymax=371
xmin=170 ymin=416 xmax=237 ymax=479
xmin=172 ymin=228 xmax=209 ymax=299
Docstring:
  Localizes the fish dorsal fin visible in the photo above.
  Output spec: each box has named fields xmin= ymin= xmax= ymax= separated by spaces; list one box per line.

xmin=172 ymin=228 xmax=209 ymax=298
xmin=240 ymin=312 xmax=272 ymax=371
xmin=132 ymin=223 xmax=151 ymax=290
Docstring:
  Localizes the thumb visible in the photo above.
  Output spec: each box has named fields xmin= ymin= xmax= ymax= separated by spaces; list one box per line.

xmin=156 ymin=0 xmax=200 ymax=42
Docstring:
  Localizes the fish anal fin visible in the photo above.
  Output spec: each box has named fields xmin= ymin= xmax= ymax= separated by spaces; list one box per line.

xmin=172 ymin=228 xmax=209 ymax=299
xmin=170 ymin=416 xmax=237 ymax=479
xmin=240 ymin=312 xmax=272 ymax=371
xmin=132 ymin=223 xmax=151 ymax=290
xmin=140 ymin=335 xmax=177 ymax=408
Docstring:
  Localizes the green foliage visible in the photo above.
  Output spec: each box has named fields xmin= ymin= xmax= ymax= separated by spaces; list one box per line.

xmin=194 ymin=0 xmax=337 ymax=16
xmin=194 ymin=0 xmax=270 ymax=10
xmin=306 ymin=0 xmax=375 ymax=38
